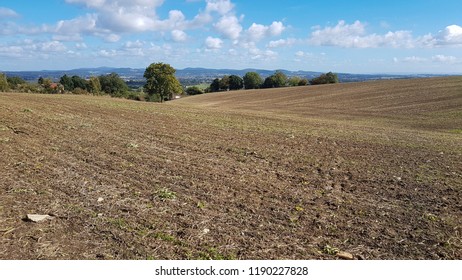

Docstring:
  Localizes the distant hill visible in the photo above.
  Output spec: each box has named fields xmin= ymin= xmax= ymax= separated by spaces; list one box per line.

xmin=2 ymin=67 xmax=449 ymax=84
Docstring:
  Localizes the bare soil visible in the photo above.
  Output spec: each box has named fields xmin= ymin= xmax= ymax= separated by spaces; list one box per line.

xmin=1 ymin=77 xmax=461 ymax=259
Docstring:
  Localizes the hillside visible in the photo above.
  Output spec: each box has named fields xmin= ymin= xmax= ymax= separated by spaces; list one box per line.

xmin=175 ymin=77 xmax=462 ymax=131
xmin=1 ymin=77 xmax=461 ymax=260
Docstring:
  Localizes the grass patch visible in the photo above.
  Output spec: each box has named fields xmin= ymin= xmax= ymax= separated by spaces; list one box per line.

xmin=322 ymin=245 xmax=340 ymax=255
xmin=157 ymin=188 xmax=177 ymax=200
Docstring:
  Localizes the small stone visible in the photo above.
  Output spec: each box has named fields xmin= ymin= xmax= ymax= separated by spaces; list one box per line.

xmin=97 ymin=197 xmax=104 ymax=202
xmin=337 ymin=251 xmax=354 ymax=260
xmin=26 ymin=214 xmax=53 ymax=223
xmin=97 ymin=213 xmax=103 ymax=217
xmin=202 ymin=228 xmax=210 ymax=234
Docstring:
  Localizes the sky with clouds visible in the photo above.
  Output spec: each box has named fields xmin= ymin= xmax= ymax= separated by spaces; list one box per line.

xmin=1 ymin=0 xmax=462 ymax=73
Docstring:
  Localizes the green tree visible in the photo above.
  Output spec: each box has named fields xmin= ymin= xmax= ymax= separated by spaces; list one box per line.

xmin=0 ymin=73 xmax=10 ymax=92
xmin=243 ymin=72 xmax=262 ymax=89
xmin=272 ymin=71 xmax=288 ymax=87
xmin=219 ymin=75 xmax=230 ymax=91
xmin=228 ymin=75 xmax=243 ymax=90
xmin=298 ymin=78 xmax=308 ymax=86
xmin=88 ymin=76 xmax=101 ymax=95
xmin=59 ymin=74 xmax=74 ymax=91
xmin=71 ymin=75 xmax=88 ymax=90
xmin=310 ymin=72 xmax=339 ymax=85
xmin=144 ymin=62 xmax=182 ymax=102
xmin=99 ymin=73 xmax=129 ymax=97
xmin=262 ymin=71 xmax=288 ymax=88
xmin=210 ymin=78 xmax=220 ymax=92
xmin=186 ymin=86 xmax=204 ymax=95
xmin=288 ymin=76 xmax=301 ymax=87
xmin=6 ymin=76 xmax=26 ymax=90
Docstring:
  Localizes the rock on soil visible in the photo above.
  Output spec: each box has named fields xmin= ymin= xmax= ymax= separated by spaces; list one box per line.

xmin=25 ymin=214 xmax=53 ymax=223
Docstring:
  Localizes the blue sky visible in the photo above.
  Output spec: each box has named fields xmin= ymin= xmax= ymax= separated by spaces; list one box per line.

xmin=1 ymin=0 xmax=462 ymax=73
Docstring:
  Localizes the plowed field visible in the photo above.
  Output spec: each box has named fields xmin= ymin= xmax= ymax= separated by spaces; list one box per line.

xmin=1 ymin=77 xmax=461 ymax=259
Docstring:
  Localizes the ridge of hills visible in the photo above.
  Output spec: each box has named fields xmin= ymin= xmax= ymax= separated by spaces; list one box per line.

xmin=2 ymin=67 xmax=449 ymax=85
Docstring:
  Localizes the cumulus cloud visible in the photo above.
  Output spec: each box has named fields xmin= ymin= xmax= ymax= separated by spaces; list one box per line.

xmin=248 ymin=47 xmax=277 ymax=61
xmin=214 ymin=15 xmax=242 ymax=40
xmin=309 ymin=20 xmax=436 ymax=48
xmin=171 ymin=30 xmax=188 ymax=42
xmin=0 ymin=40 xmax=68 ymax=59
xmin=62 ymin=0 xmax=187 ymax=35
xmin=437 ymin=25 xmax=462 ymax=45
xmin=205 ymin=0 xmax=234 ymax=15
xmin=205 ymin=36 xmax=223 ymax=49
xmin=246 ymin=21 xmax=285 ymax=42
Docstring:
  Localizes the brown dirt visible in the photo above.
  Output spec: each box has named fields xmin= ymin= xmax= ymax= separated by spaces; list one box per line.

xmin=1 ymin=77 xmax=461 ymax=259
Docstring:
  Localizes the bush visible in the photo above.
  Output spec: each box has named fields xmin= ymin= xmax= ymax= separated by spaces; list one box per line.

xmin=72 ymin=88 xmax=90 ymax=95
xmin=186 ymin=86 xmax=204 ymax=95
xmin=127 ymin=91 xmax=147 ymax=101
xmin=310 ymin=72 xmax=339 ymax=85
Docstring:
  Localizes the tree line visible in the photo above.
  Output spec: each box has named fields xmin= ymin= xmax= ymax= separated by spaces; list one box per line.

xmin=203 ymin=71 xmax=338 ymax=94
xmin=0 ymin=63 xmax=184 ymax=102
xmin=1 ymin=65 xmax=340 ymax=102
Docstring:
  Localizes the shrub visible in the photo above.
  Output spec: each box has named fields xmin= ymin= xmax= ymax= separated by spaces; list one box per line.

xmin=186 ymin=86 xmax=204 ymax=95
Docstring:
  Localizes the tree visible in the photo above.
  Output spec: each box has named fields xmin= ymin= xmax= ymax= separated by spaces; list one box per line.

xmin=88 ymin=76 xmax=101 ymax=95
xmin=262 ymin=71 xmax=288 ymax=88
xmin=243 ymin=72 xmax=262 ymax=89
xmin=210 ymin=78 xmax=220 ymax=92
xmin=99 ymin=73 xmax=129 ymax=97
xmin=298 ymin=78 xmax=308 ymax=86
xmin=59 ymin=74 xmax=74 ymax=91
xmin=272 ymin=71 xmax=288 ymax=87
xmin=71 ymin=75 xmax=88 ymax=90
xmin=288 ymin=76 xmax=301 ymax=87
xmin=219 ymin=75 xmax=230 ymax=91
xmin=310 ymin=72 xmax=339 ymax=85
xmin=144 ymin=62 xmax=182 ymax=102
xmin=0 ymin=73 xmax=10 ymax=92
xmin=228 ymin=75 xmax=243 ymax=90
xmin=186 ymin=86 xmax=204 ymax=95
xmin=6 ymin=76 xmax=26 ymax=90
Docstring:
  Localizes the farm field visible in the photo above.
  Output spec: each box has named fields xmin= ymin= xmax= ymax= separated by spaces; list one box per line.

xmin=1 ymin=77 xmax=461 ymax=259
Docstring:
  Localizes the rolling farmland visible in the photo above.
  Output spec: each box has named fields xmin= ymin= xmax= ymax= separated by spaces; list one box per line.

xmin=1 ymin=77 xmax=461 ymax=259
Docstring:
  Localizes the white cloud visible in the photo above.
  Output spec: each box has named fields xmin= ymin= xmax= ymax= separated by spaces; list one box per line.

xmin=98 ymin=49 xmax=117 ymax=57
xmin=268 ymin=21 xmax=285 ymax=36
xmin=205 ymin=36 xmax=223 ymax=49
xmin=123 ymin=40 xmax=144 ymax=48
xmin=437 ymin=25 xmax=462 ymax=45
xmin=432 ymin=54 xmax=457 ymax=63
xmin=214 ymin=15 xmax=242 ymax=40
xmin=0 ymin=40 xmax=68 ymax=59
xmin=309 ymin=20 xmax=436 ymax=48
xmin=171 ymin=30 xmax=188 ymax=42
xmin=268 ymin=38 xmax=296 ymax=48
xmin=393 ymin=55 xmax=459 ymax=64
xmin=0 ymin=7 xmax=19 ymax=18
xmin=246 ymin=21 xmax=286 ymax=43
xmin=244 ymin=45 xmax=277 ymax=61
xmin=402 ymin=56 xmax=428 ymax=63
xmin=205 ymin=0 xmax=234 ymax=15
